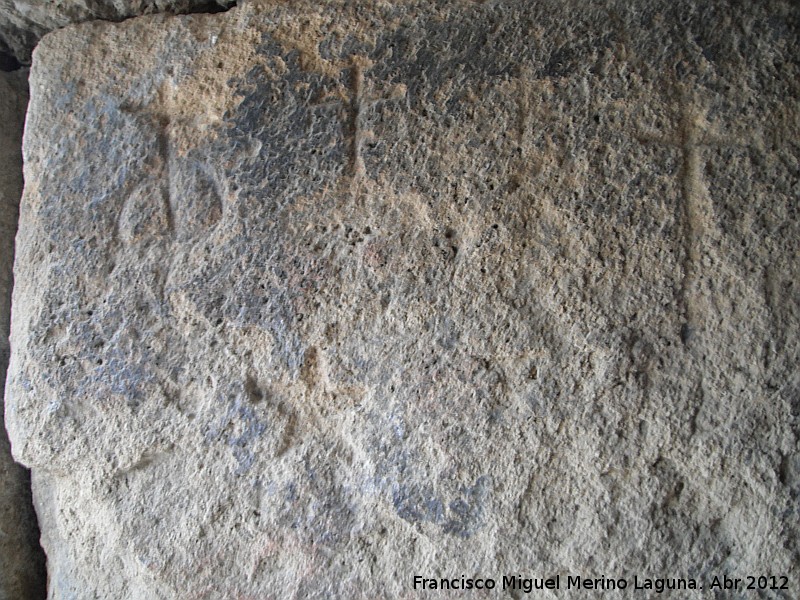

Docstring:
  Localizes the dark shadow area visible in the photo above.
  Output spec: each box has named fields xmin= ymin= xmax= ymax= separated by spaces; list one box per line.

xmin=0 ymin=424 xmax=47 ymax=600
xmin=180 ymin=0 xmax=237 ymax=15
xmin=17 ymin=468 xmax=47 ymax=600
xmin=0 ymin=50 xmax=21 ymax=72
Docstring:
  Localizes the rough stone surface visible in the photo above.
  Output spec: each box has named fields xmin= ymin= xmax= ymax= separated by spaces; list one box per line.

xmin=0 ymin=70 xmax=46 ymax=600
xmin=6 ymin=0 xmax=800 ymax=597
xmin=0 ymin=0 xmax=233 ymax=65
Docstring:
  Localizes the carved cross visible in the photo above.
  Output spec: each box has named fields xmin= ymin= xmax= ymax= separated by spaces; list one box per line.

xmin=513 ymin=73 xmax=558 ymax=183
xmin=638 ymin=95 xmax=741 ymax=346
xmin=515 ymin=68 xmax=553 ymax=144
xmin=118 ymin=91 xmax=181 ymax=240
xmin=311 ymin=56 xmax=406 ymax=181
xmin=118 ymin=83 xmax=222 ymax=243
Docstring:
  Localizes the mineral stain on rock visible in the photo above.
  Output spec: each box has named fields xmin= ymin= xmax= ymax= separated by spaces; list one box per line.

xmin=393 ymin=475 xmax=491 ymax=539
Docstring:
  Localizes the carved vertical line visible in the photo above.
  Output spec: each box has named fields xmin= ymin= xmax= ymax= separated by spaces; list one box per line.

xmin=349 ymin=62 xmax=366 ymax=179
xmin=157 ymin=121 xmax=176 ymax=234
xmin=516 ymin=78 xmax=529 ymax=145
xmin=678 ymin=140 xmax=700 ymax=344
xmin=638 ymin=101 xmax=732 ymax=347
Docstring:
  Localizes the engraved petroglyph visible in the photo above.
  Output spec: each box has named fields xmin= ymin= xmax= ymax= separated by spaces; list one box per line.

xmin=511 ymin=73 xmax=558 ymax=186
xmin=638 ymin=92 xmax=741 ymax=346
xmin=117 ymin=105 xmax=176 ymax=244
xmin=117 ymin=83 xmax=223 ymax=246
xmin=10 ymin=4 xmax=799 ymax=597
xmin=310 ymin=56 xmax=406 ymax=185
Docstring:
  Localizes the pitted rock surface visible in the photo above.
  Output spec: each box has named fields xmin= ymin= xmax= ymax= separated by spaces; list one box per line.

xmin=0 ymin=0 xmax=233 ymax=65
xmin=6 ymin=1 xmax=800 ymax=598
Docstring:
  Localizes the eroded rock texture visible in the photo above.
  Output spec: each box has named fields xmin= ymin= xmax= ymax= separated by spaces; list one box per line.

xmin=0 ymin=0 xmax=233 ymax=65
xmin=0 ymin=70 xmax=46 ymax=600
xmin=6 ymin=0 xmax=800 ymax=597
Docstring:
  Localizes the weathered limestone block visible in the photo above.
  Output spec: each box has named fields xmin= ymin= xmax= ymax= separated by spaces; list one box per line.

xmin=7 ymin=0 xmax=800 ymax=597
xmin=0 ymin=70 xmax=46 ymax=600
xmin=0 ymin=0 xmax=233 ymax=65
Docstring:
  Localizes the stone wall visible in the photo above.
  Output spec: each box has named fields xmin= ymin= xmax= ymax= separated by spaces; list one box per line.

xmin=0 ymin=70 xmax=46 ymax=600
xmin=3 ymin=0 xmax=800 ymax=597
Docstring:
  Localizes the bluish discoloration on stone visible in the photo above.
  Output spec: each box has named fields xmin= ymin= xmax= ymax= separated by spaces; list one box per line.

xmin=222 ymin=37 xmax=346 ymax=206
xmin=391 ymin=475 xmax=491 ymax=539
xmin=392 ymin=484 xmax=445 ymax=525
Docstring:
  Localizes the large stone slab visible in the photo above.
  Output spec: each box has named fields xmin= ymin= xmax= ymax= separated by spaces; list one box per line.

xmin=1 ymin=70 xmax=46 ymax=600
xmin=7 ymin=0 xmax=800 ymax=597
